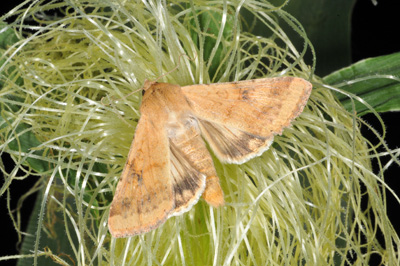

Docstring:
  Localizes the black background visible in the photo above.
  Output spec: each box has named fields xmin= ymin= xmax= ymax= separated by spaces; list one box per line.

xmin=1 ymin=1 xmax=399 ymax=265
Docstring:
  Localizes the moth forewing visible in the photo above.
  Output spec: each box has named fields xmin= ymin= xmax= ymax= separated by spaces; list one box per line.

xmin=108 ymin=114 xmax=174 ymax=238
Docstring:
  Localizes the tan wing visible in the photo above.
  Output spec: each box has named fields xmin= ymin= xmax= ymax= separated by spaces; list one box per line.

xmin=181 ymin=77 xmax=312 ymax=163
xmin=167 ymin=115 xmax=224 ymax=211
xmin=108 ymin=114 xmax=174 ymax=238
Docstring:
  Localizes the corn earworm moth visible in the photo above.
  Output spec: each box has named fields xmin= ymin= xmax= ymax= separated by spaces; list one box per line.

xmin=108 ymin=76 xmax=312 ymax=237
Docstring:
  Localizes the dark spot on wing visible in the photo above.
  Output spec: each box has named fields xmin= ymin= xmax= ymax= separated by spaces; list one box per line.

xmin=240 ymin=89 xmax=250 ymax=100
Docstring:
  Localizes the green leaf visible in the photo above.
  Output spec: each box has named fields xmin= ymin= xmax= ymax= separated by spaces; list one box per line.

xmin=1 ymin=23 xmax=47 ymax=174
xmin=1 ymin=23 xmax=23 ymax=88
xmin=0 ymin=115 xmax=50 ymax=174
xmin=0 ymin=22 xmax=19 ymax=49
xmin=189 ymin=8 xmax=234 ymax=81
xmin=323 ymin=52 xmax=400 ymax=115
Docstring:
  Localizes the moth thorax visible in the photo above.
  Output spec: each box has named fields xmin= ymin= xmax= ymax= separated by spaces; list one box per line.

xmin=166 ymin=113 xmax=199 ymax=139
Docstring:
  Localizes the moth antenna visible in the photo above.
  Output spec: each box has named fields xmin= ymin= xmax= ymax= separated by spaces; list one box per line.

xmin=153 ymin=53 xmax=197 ymax=83
xmin=100 ymin=95 xmax=134 ymax=128
xmin=101 ymin=85 xmax=144 ymax=107
xmin=101 ymin=53 xmax=196 ymax=111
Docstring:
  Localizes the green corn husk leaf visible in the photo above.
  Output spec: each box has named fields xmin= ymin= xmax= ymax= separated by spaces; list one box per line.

xmin=0 ymin=22 xmax=19 ymax=49
xmin=1 ymin=1 xmax=399 ymax=266
xmin=323 ymin=52 xmax=400 ymax=115
xmin=189 ymin=8 xmax=234 ymax=81
xmin=0 ymin=22 xmax=22 ymax=87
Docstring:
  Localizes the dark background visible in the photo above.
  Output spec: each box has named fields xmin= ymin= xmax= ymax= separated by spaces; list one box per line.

xmin=1 ymin=0 xmax=399 ymax=265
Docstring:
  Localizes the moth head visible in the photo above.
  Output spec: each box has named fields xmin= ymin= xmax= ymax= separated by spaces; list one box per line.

xmin=142 ymin=79 xmax=156 ymax=93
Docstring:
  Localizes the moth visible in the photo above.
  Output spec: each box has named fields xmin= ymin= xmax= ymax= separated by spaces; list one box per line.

xmin=108 ymin=76 xmax=312 ymax=237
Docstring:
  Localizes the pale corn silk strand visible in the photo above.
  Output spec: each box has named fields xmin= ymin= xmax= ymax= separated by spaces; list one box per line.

xmin=0 ymin=0 xmax=399 ymax=265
